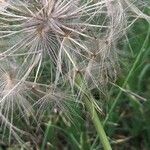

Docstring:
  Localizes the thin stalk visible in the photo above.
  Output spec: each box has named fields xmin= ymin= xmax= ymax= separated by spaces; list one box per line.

xmin=75 ymin=73 xmax=112 ymax=150
xmin=103 ymin=26 xmax=150 ymax=125
xmin=41 ymin=121 xmax=52 ymax=150
xmin=84 ymin=97 xmax=112 ymax=150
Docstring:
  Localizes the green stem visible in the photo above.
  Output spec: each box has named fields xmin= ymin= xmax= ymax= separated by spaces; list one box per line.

xmin=75 ymin=73 xmax=112 ymax=150
xmin=41 ymin=121 xmax=52 ymax=150
xmin=85 ymin=97 xmax=112 ymax=150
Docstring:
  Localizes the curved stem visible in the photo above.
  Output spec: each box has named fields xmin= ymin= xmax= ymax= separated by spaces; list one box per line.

xmin=84 ymin=97 xmax=112 ymax=150
xmin=75 ymin=73 xmax=112 ymax=150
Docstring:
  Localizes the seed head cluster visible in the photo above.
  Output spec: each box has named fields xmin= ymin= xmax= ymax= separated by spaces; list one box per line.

xmin=0 ymin=0 xmax=149 ymax=145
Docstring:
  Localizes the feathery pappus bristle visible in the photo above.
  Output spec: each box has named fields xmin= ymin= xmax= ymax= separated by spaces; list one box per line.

xmin=0 ymin=59 xmax=36 ymax=142
xmin=0 ymin=0 xmax=149 ymax=146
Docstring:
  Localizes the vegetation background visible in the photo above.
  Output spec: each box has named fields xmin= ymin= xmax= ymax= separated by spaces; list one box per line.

xmin=0 ymin=0 xmax=150 ymax=150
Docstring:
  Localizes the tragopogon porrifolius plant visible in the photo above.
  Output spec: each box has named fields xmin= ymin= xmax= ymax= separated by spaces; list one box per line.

xmin=0 ymin=0 xmax=149 ymax=149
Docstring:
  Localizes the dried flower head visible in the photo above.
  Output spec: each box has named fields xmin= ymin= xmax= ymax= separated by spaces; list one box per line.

xmin=33 ymin=85 xmax=80 ymax=123
xmin=0 ymin=0 xmax=105 ymax=81
xmin=0 ymin=59 xmax=35 ymax=142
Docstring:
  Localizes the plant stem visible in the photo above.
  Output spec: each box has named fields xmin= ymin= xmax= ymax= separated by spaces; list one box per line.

xmin=41 ymin=121 xmax=52 ymax=150
xmin=84 ymin=97 xmax=112 ymax=150
xmin=75 ymin=73 xmax=112 ymax=150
